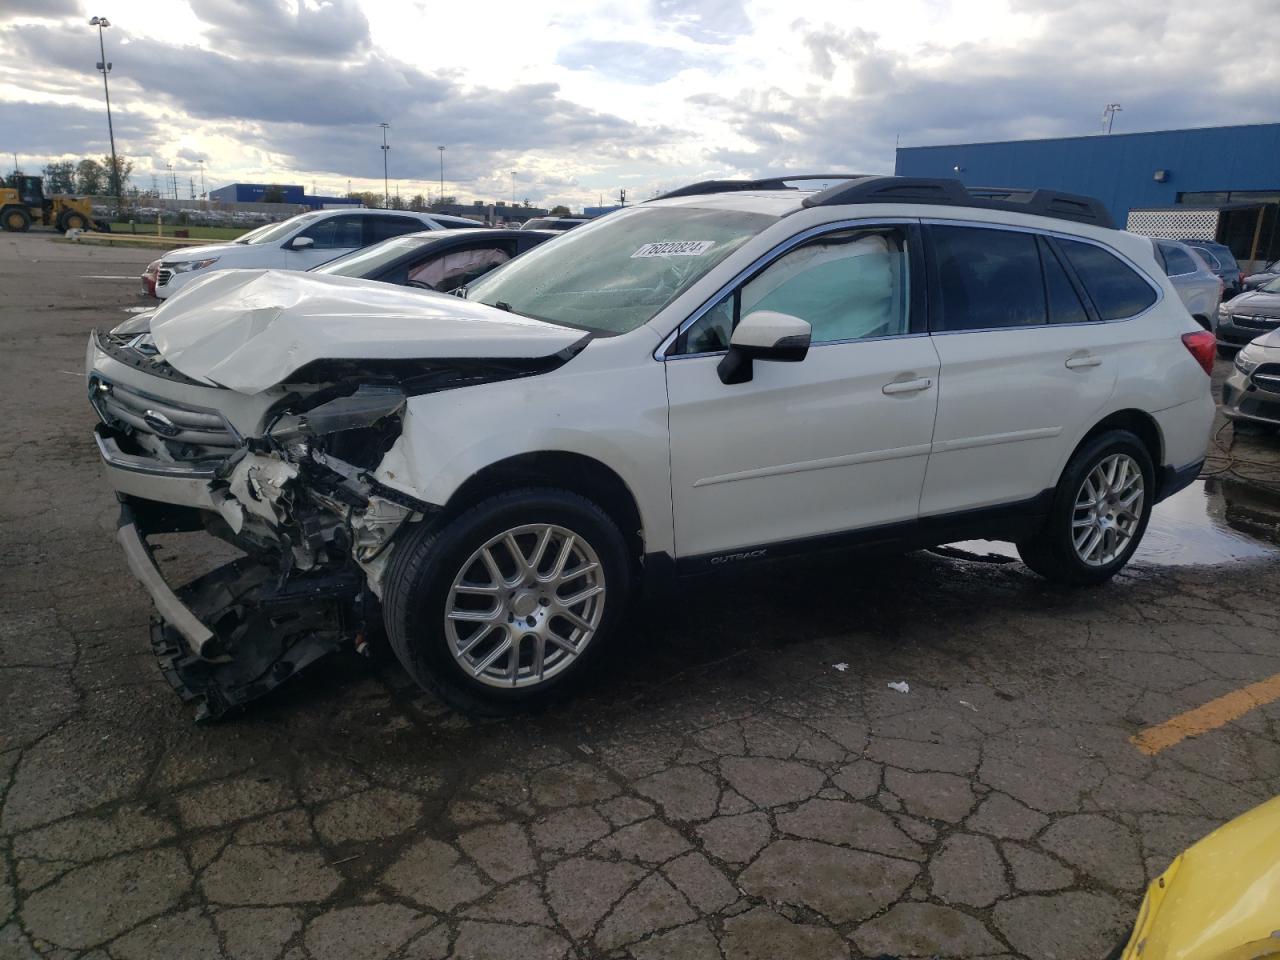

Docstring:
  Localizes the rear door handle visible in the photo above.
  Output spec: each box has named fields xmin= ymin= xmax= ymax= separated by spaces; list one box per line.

xmin=882 ymin=377 xmax=933 ymax=395
xmin=1065 ymin=355 xmax=1103 ymax=369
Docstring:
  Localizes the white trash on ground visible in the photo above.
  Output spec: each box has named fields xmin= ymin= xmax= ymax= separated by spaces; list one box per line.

xmin=886 ymin=680 xmax=910 ymax=694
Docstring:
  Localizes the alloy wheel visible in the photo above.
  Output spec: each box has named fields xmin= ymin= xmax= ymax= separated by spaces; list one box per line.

xmin=1072 ymin=453 xmax=1144 ymax=567
xmin=444 ymin=523 xmax=606 ymax=687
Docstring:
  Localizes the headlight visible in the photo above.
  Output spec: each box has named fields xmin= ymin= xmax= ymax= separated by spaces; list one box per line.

xmin=168 ymin=257 xmax=219 ymax=274
xmin=1235 ymin=347 xmax=1263 ymax=376
xmin=1218 ymin=303 xmax=1230 ymax=317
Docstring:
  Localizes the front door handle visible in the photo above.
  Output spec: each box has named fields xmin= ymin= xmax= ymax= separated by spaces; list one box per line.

xmin=882 ymin=377 xmax=933 ymax=395
xmin=1065 ymin=354 xmax=1103 ymax=369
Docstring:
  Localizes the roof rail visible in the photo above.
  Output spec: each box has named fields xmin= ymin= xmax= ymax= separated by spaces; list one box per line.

xmin=651 ymin=174 xmax=871 ymax=201
xmin=801 ymin=176 xmax=1115 ymax=228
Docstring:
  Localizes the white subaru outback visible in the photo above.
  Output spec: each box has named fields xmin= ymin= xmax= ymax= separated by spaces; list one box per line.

xmin=87 ymin=175 xmax=1216 ymax=719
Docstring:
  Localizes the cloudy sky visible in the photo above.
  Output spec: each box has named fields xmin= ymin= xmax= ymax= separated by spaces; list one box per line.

xmin=2 ymin=0 xmax=1276 ymax=210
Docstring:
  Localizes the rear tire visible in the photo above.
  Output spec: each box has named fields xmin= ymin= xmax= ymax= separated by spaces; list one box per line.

xmin=382 ymin=488 xmax=632 ymax=715
xmin=1017 ymin=430 xmax=1154 ymax=586
xmin=1 ymin=207 xmax=31 ymax=232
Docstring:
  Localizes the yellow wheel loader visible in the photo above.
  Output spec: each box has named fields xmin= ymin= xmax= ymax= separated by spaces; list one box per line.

xmin=0 ymin=175 xmax=107 ymax=233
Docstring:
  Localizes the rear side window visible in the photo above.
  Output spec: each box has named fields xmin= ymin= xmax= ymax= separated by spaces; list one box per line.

xmin=1039 ymin=238 xmax=1090 ymax=325
xmin=1158 ymin=242 xmax=1198 ymax=276
xmin=931 ymin=225 xmax=1046 ymax=330
xmin=370 ymin=216 xmax=426 ymax=243
xmin=1058 ymin=239 xmax=1157 ymax=320
xmin=1194 ymin=244 xmax=1237 ymax=269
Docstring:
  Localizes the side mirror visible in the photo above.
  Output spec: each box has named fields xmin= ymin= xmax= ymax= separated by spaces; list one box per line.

xmin=289 ymin=235 xmax=315 ymax=250
xmin=717 ymin=310 xmax=811 ymax=385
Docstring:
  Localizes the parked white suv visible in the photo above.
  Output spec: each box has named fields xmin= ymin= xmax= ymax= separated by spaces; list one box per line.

xmin=88 ymin=175 xmax=1216 ymax=719
xmin=142 ymin=208 xmax=483 ymax=299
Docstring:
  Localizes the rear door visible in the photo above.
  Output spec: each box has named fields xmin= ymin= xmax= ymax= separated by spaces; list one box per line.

xmin=920 ymin=223 xmax=1150 ymax=516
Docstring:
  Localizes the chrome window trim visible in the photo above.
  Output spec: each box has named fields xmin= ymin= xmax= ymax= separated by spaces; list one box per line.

xmin=655 ymin=217 xmax=920 ymax=360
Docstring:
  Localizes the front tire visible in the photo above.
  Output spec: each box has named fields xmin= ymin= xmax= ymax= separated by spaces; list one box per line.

xmin=2 ymin=207 xmax=31 ymax=232
xmin=1017 ymin=430 xmax=1154 ymax=585
xmin=383 ymin=488 xmax=632 ymax=715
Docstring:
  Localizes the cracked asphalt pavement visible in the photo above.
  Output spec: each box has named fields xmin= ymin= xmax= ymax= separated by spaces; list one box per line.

xmin=2 ymin=234 xmax=1279 ymax=960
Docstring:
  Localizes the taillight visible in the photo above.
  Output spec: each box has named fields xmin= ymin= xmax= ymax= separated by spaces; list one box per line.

xmin=1181 ymin=330 xmax=1216 ymax=375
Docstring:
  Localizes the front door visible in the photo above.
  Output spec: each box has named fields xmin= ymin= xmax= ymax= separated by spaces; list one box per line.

xmin=665 ymin=222 xmax=941 ymax=561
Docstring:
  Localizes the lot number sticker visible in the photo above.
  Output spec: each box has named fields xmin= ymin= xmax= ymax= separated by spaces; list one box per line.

xmin=632 ymin=240 xmax=715 ymax=258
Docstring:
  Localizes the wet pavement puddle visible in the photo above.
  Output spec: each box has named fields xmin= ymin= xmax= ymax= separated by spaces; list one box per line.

xmin=946 ymin=477 xmax=1280 ymax=567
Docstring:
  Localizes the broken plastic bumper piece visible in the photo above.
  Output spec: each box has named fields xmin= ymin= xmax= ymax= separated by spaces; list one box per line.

xmin=118 ymin=500 xmax=365 ymax=722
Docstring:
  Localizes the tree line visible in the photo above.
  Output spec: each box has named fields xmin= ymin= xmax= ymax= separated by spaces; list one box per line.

xmin=37 ymin=156 xmax=135 ymax=196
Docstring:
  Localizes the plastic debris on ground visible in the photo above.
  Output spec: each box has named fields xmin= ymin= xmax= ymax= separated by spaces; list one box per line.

xmin=832 ymin=662 xmax=849 ymax=672
xmin=887 ymin=680 xmax=910 ymax=694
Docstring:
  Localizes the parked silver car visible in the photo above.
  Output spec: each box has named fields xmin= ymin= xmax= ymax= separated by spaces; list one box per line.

xmin=1244 ymin=258 xmax=1280 ymax=291
xmin=1221 ymin=326 xmax=1280 ymax=426
xmin=1217 ymin=276 xmax=1280 ymax=348
xmin=1151 ymin=238 xmax=1221 ymax=330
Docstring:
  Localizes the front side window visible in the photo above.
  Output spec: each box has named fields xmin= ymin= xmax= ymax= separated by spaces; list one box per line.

xmin=931 ymin=225 xmax=1047 ymax=331
xmin=677 ymin=226 xmax=911 ymax=354
xmin=300 ymin=215 xmax=364 ymax=249
xmin=465 ymin=206 xmax=778 ymax=334
xmin=1058 ymin=238 xmax=1157 ymax=320
xmin=238 ymin=213 xmax=319 ymax=245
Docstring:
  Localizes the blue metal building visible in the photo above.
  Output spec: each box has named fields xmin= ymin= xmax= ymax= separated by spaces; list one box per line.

xmin=895 ymin=123 xmax=1280 ymax=261
xmin=207 ymin=183 xmax=358 ymax=209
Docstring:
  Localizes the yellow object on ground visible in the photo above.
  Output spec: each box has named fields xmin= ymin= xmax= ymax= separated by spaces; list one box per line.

xmin=1120 ymin=795 xmax=1280 ymax=960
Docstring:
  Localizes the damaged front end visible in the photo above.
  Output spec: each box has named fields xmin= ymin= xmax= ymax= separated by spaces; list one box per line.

xmin=93 ymin=361 xmax=428 ymax=721
xmin=89 ymin=269 xmax=591 ymax=720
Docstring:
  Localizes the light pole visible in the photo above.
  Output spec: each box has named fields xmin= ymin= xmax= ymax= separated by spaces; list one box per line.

xmin=1103 ymin=103 xmax=1123 ymax=135
xmin=90 ymin=16 xmax=122 ymax=216
xmin=511 ymin=171 xmax=516 ymax=204
xmin=437 ymin=146 xmax=445 ymax=208
xmin=198 ymin=159 xmax=205 ymax=199
xmin=379 ymin=122 xmax=391 ymax=208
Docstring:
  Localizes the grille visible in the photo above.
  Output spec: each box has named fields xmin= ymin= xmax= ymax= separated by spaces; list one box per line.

xmin=157 ymin=268 xmax=174 ymax=286
xmin=89 ymin=377 xmax=237 ymax=449
xmin=1253 ymin=364 xmax=1280 ymax=395
xmin=1233 ymin=314 xmax=1280 ymax=331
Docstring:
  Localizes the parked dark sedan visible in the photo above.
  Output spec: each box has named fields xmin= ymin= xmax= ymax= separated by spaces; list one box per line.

xmin=1216 ymin=276 xmax=1280 ymax=347
xmin=1185 ymin=239 xmax=1244 ymax=297
xmin=1244 ymin=258 xmax=1280 ymax=291
xmin=312 ymin=227 xmax=555 ymax=291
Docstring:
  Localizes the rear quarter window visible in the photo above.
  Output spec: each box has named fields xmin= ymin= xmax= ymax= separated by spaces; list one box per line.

xmin=1058 ymin=239 xmax=1157 ymax=320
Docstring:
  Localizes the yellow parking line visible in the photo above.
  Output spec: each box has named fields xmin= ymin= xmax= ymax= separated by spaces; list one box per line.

xmin=1131 ymin=672 xmax=1280 ymax=756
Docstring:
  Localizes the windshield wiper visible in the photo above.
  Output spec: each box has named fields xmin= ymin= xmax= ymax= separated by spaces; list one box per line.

xmin=493 ymin=301 xmax=513 ymax=312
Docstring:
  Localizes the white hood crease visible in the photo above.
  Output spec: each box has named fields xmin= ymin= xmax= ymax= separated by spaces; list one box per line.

xmin=149 ymin=269 xmax=584 ymax=394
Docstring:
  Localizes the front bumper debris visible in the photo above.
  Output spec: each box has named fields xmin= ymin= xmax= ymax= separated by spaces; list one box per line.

xmin=121 ymin=499 xmax=368 ymax=722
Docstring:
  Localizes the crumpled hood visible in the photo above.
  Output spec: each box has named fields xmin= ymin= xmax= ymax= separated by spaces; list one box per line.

xmin=149 ymin=269 xmax=585 ymax=393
